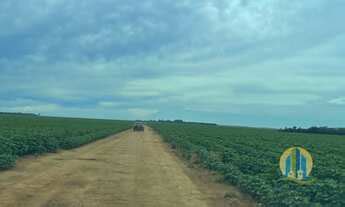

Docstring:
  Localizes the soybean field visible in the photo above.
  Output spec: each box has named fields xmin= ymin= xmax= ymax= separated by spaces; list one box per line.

xmin=0 ymin=114 xmax=132 ymax=170
xmin=149 ymin=122 xmax=345 ymax=206
xmin=0 ymin=119 xmax=248 ymax=207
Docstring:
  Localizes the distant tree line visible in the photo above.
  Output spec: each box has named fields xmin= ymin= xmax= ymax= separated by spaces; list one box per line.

xmin=0 ymin=112 xmax=39 ymax=116
xmin=148 ymin=119 xmax=217 ymax=126
xmin=280 ymin=126 xmax=345 ymax=135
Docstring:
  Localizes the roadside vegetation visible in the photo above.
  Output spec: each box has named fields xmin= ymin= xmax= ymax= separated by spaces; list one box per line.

xmin=149 ymin=122 xmax=345 ymax=206
xmin=0 ymin=114 xmax=132 ymax=170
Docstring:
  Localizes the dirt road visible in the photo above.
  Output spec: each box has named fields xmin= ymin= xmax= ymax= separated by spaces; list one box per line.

xmin=0 ymin=127 xmax=254 ymax=207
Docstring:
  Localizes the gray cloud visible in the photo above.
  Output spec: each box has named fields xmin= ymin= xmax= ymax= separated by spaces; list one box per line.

xmin=1 ymin=0 xmax=345 ymax=127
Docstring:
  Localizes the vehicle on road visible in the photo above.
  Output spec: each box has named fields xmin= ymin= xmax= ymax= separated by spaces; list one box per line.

xmin=133 ymin=122 xmax=144 ymax=131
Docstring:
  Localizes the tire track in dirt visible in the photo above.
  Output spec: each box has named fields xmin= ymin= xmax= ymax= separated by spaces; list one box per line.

xmin=0 ymin=126 xmax=255 ymax=207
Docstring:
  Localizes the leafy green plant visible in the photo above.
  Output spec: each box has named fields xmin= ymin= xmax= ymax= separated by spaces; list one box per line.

xmin=0 ymin=154 xmax=16 ymax=170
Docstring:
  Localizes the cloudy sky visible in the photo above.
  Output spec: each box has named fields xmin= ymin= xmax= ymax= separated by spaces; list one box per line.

xmin=1 ymin=0 xmax=344 ymax=127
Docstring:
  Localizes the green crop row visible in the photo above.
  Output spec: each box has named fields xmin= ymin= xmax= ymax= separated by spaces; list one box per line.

xmin=0 ymin=115 xmax=132 ymax=170
xmin=149 ymin=122 xmax=345 ymax=207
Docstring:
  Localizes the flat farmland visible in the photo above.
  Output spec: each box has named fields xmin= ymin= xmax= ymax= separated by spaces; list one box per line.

xmin=149 ymin=122 xmax=345 ymax=206
xmin=0 ymin=115 xmax=253 ymax=207
xmin=1 ymin=114 xmax=343 ymax=206
xmin=0 ymin=114 xmax=132 ymax=170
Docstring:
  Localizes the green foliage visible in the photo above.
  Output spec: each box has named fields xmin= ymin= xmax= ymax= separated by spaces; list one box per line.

xmin=0 ymin=154 xmax=16 ymax=170
xmin=149 ymin=122 xmax=345 ymax=206
xmin=0 ymin=115 xmax=132 ymax=169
